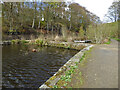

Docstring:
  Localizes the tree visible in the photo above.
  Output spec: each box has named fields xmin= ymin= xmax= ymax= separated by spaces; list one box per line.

xmin=105 ymin=1 xmax=120 ymax=22
xmin=2 ymin=1 xmax=101 ymax=40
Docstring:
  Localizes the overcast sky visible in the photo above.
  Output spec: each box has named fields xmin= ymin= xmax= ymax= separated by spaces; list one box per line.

xmin=73 ymin=0 xmax=114 ymax=22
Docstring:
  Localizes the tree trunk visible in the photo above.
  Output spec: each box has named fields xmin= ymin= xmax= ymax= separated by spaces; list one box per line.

xmin=38 ymin=20 xmax=40 ymax=29
xmin=47 ymin=22 xmax=49 ymax=33
xmin=10 ymin=3 xmax=13 ymax=31
xmin=70 ymin=23 xmax=71 ymax=30
xmin=52 ymin=25 xmax=54 ymax=38
xmin=32 ymin=2 xmax=36 ymax=28
xmin=61 ymin=25 xmax=67 ymax=38
xmin=32 ymin=18 xmax=35 ymax=28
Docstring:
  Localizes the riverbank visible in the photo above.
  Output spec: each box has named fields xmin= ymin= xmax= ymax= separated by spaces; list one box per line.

xmin=2 ymin=39 xmax=94 ymax=88
xmin=1 ymin=39 xmax=91 ymax=50
xmin=39 ymin=43 xmax=94 ymax=88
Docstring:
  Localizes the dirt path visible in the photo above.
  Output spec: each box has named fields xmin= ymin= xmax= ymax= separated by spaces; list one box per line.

xmin=68 ymin=39 xmax=118 ymax=88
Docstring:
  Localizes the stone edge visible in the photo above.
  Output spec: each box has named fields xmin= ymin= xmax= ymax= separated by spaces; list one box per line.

xmin=39 ymin=44 xmax=94 ymax=88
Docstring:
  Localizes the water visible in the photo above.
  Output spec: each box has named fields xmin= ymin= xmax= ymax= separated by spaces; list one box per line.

xmin=2 ymin=45 xmax=78 ymax=88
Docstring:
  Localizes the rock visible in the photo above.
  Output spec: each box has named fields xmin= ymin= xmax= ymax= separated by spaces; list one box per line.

xmin=32 ymin=49 xmax=37 ymax=52
xmin=54 ymin=35 xmax=60 ymax=41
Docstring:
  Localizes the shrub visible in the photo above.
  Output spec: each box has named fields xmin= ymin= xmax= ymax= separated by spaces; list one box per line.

xmin=35 ymin=39 xmax=43 ymax=46
xmin=21 ymin=40 xmax=29 ymax=44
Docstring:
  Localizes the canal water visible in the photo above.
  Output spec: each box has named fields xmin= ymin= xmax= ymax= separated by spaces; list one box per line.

xmin=2 ymin=45 xmax=78 ymax=88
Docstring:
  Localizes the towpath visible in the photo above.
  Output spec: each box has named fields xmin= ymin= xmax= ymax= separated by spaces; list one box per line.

xmin=68 ymin=39 xmax=118 ymax=88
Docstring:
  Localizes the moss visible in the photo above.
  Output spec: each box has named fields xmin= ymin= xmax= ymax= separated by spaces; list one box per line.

xmin=45 ymin=81 xmax=53 ymax=88
xmin=79 ymin=54 xmax=85 ymax=62
xmin=60 ymin=43 xmax=65 ymax=46
xmin=49 ymin=85 xmax=53 ymax=88
xmin=56 ymin=79 xmax=66 ymax=87
xmin=55 ymin=71 xmax=64 ymax=77
xmin=49 ymin=76 xmax=56 ymax=81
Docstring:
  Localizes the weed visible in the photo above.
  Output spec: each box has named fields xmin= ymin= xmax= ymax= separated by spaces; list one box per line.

xmin=80 ymin=78 xmax=83 ymax=85
xmin=54 ymin=85 xmax=59 ymax=88
xmin=11 ymin=40 xmax=16 ymax=44
xmin=11 ymin=39 xmax=20 ymax=44
xmin=112 ymin=38 xmax=120 ymax=42
xmin=64 ymin=83 xmax=68 ymax=86
xmin=75 ymin=62 xmax=78 ymax=65
xmin=21 ymin=40 xmax=29 ymax=44
xmin=35 ymin=39 xmax=43 ymax=46
xmin=80 ymin=53 xmax=85 ymax=62
xmin=104 ymin=41 xmax=111 ymax=44
xmin=79 ymin=72 xmax=82 ymax=76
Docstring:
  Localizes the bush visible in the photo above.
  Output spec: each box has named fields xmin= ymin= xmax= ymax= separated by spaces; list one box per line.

xmin=35 ymin=39 xmax=43 ymax=46
xmin=11 ymin=40 xmax=16 ymax=44
xmin=21 ymin=40 xmax=29 ymax=44
xmin=11 ymin=39 xmax=20 ymax=44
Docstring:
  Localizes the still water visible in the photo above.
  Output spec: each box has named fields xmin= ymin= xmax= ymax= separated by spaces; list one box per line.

xmin=2 ymin=45 xmax=78 ymax=88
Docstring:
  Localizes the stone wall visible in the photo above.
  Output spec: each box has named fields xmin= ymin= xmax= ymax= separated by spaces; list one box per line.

xmin=39 ymin=43 xmax=94 ymax=88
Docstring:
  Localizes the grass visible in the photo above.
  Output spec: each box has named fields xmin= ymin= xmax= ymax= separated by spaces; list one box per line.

xmin=60 ymin=65 xmax=78 ymax=82
xmin=104 ymin=41 xmax=111 ymax=44
xmin=21 ymin=40 xmax=29 ymax=44
xmin=112 ymin=38 xmax=120 ymax=42
xmin=80 ymin=53 xmax=85 ymax=62
xmin=11 ymin=39 xmax=29 ymax=44
xmin=35 ymin=39 xmax=43 ymax=46
xmin=54 ymin=64 xmax=78 ymax=88
xmin=11 ymin=39 xmax=20 ymax=44
xmin=54 ymin=49 xmax=91 ymax=88
xmin=54 ymin=47 xmax=93 ymax=88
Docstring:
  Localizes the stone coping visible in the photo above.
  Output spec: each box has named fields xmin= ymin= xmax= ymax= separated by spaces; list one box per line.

xmin=39 ymin=44 xmax=94 ymax=88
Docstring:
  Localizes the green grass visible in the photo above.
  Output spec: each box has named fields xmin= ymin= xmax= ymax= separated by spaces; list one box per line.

xmin=35 ymin=39 xmax=43 ymax=45
xmin=80 ymin=53 xmax=85 ymax=62
xmin=54 ymin=47 xmax=93 ymax=88
xmin=104 ymin=41 xmax=111 ymax=44
xmin=55 ymin=51 xmax=89 ymax=88
xmin=60 ymin=65 xmax=78 ymax=82
xmin=112 ymin=38 xmax=120 ymax=42
xmin=11 ymin=39 xmax=20 ymax=44
xmin=11 ymin=40 xmax=29 ymax=44
xmin=21 ymin=40 xmax=29 ymax=44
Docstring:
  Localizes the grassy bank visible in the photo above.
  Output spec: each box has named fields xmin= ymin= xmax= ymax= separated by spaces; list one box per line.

xmin=53 ymin=48 xmax=93 ymax=88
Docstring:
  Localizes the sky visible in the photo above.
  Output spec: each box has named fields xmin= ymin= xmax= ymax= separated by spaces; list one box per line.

xmin=73 ymin=0 xmax=114 ymax=22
